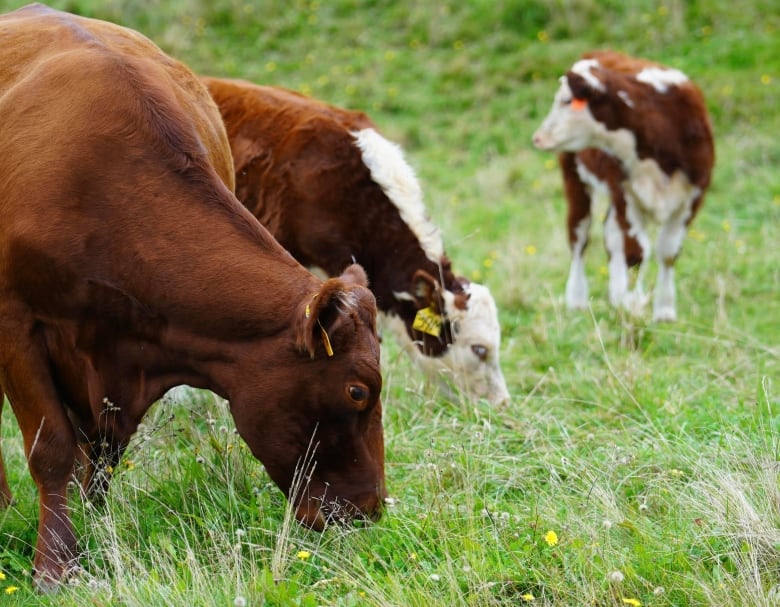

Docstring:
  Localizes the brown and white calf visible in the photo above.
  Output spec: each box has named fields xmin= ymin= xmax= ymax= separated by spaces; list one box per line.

xmin=533 ymin=50 xmax=715 ymax=321
xmin=203 ymin=76 xmax=510 ymax=404
xmin=0 ymin=4 xmax=384 ymax=589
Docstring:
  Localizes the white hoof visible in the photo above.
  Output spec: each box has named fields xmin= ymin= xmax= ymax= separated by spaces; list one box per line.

xmin=653 ymin=306 xmax=677 ymax=322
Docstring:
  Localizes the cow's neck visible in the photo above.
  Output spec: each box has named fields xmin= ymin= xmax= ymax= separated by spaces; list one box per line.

xmin=72 ymin=192 xmax=317 ymax=410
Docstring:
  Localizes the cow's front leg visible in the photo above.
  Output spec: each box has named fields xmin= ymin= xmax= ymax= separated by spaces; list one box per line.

xmin=561 ymin=152 xmax=593 ymax=310
xmin=8 ymin=382 xmax=77 ymax=590
xmin=0 ymin=319 xmax=79 ymax=591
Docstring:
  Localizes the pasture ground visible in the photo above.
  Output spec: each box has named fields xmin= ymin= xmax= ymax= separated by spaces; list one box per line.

xmin=1 ymin=1 xmax=778 ymax=605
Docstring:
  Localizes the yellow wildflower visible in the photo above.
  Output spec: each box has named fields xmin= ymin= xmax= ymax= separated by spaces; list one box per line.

xmin=537 ymin=30 xmax=549 ymax=43
xmin=622 ymin=599 xmax=641 ymax=606
xmin=5 ymin=586 xmax=20 ymax=594
xmin=521 ymin=592 xmax=535 ymax=601
xmin=296 ymin=550 xmax=311 ymax=560
xmin=760 ymin=74 xmax=772 ymax=85
xmin=525 ymin=245 xmax=537 ymax=256
xmin=544 ymin=530 xmax=559 ymax=546
xmin=0 ymin=571 xmax=5 ymax=580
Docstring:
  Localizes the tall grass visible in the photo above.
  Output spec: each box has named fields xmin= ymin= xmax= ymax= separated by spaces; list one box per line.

xmin=1 ymin=0 xmax=778 ymax=605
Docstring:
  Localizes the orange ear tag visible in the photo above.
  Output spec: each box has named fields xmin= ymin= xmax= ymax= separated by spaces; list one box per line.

xmin=413 ymin=306 xmax=443 ymax=337
xmin=571 ymin=98 xmax=588 ymax=111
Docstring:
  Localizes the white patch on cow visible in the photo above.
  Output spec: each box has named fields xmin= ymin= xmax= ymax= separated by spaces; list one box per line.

xmin=636 ymin=67 xmax=688 ymax=93
xmin=571 ymin=58 xmax=605 ymax=91
xmin=617 ymin=90 xmax=634 ymax=107
xmin=565 ymin=216 xmax=591 ymax=310
xmin=352 ymin=128 xmax=444 ymax=263
xmin=629 ymin=160 xmax=702 ymax=224
xmin=391 ymin=290 xmax=415 ymax=302
xmin=381 ymin=282 xmax=509 ymax=406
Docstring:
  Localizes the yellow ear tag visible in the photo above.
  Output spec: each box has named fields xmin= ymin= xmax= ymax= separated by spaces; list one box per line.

xmin=319 ymin=323 xmax=334 ymax=357
xmin=413 ymin=306 xmax=443 ymax=337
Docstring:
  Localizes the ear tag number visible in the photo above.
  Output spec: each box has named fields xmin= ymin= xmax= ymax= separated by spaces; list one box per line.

xmin=413 ymin=306 xmax=443 ymax=337
xmin=571 ymin=98 xmax=587 ymax=111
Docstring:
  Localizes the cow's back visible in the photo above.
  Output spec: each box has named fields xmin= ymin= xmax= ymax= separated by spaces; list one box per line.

xmin=0 ymin=4 xmax=234 ymax=192
xmin=203 ymin=77 xmax=379 ymax=271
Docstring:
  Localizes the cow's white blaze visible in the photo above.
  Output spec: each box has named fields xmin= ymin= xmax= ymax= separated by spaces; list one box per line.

xmin=352 ymin=128 xmax=443 ymax=263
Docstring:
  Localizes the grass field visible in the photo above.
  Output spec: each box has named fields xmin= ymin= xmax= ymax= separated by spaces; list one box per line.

xmin=1 ymin=1 xmax=778 ymax=605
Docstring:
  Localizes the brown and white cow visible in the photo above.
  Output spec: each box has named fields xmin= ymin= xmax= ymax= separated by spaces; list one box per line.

xmin=532 ymin=50 xmax=714 ymax=321
xmin=0 ymin=4 xmax=385 ymax=589
xmin=202 ymin=77 xmax=510 ymax=404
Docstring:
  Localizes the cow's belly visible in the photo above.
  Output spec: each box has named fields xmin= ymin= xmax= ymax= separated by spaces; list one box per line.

xmin=628 ymin=159 xmax=701 ymax=224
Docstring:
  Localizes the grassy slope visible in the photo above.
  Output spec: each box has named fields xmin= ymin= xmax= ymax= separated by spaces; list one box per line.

xmin=1 ymin=1 xmax=778 ymax=605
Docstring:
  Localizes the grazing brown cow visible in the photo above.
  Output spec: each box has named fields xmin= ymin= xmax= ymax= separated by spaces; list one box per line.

xmin=0 ymin=4 xmax=384 ymax=589
xmin=202 ymin=76 xmax=510 ymax=405
xmin=533 ymin=50 xmax=714 ymax=321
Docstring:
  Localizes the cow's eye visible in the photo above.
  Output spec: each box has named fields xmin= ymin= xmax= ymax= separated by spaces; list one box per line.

xmin=471 ymin=344 xmax=488 ymax=361
xmin=347 ymin=384 xmax=368 ymax=405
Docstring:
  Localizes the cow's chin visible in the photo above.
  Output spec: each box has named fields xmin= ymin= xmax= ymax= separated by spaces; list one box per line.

xmin=295 ymin=501 xmax=328 ymax=531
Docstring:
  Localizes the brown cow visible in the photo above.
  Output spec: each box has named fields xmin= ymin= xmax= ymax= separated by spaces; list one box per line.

xmin=533 ymin=50 xmax=714 ymax=321
xmin=202 ymin=76 xmax=510 ymax=405
xmin=0 ymin=4 xmax=384 ymax=589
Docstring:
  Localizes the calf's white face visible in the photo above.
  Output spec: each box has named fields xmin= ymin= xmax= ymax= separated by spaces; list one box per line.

xmin=384 ymin=282 xmax=509 ymax=405
xmin=532 ymin=78 xmax=601 ymax=152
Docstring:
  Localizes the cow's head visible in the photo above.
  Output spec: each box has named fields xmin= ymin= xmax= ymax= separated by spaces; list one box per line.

xmin=390 ymin=270 xmax=510 ymax=406
xmin=532 ymin=59 xmax=614 ymax=152
xmin=228 ymin=264 xmax=385 ymax=529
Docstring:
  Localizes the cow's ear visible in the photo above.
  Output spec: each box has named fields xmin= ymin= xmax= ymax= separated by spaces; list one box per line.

xmin=298 ymin=277 xmax=354 ymax=359
xmin=339 ymin=263 xmax=369 ymax=288
xmin=412 ymin=269 xmax=440 ymax=311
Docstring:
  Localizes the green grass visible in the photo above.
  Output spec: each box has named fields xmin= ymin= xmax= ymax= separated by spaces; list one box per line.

xmin=1 ymin=0 xmax=779 ymax=605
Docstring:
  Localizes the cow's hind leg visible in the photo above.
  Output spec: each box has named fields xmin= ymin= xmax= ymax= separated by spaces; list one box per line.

xmin=0 ymin=390 xmax=14 ymax=507
xmin=606 ymin=191 xmax=650 ymax=316
xmin=653 ymin=206 xmax=691 ymax=322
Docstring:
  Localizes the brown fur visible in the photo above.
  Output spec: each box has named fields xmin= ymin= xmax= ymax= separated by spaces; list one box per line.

xmin=0 ymin=4 xmax=384 ymax=589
